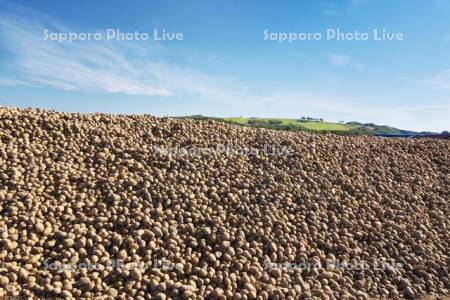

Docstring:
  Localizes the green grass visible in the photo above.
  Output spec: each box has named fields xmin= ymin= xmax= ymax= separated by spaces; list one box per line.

xmin=296 ymin=121 xmax=348 ymax=131
xmin=225 ymin=117 xmax=249 ymax=124
xmin=179 ymin=115 xmax=416 ymax=136
xmin=223 ymin=117 xmax=349 ymax=131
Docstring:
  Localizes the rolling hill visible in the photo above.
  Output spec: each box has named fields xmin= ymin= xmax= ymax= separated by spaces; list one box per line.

xmin=178 ymin=116 xmax=422 ymax=136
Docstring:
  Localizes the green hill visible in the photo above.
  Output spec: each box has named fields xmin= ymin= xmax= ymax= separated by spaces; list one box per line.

xmin=178 ymin=116 xmax=419 ymax=136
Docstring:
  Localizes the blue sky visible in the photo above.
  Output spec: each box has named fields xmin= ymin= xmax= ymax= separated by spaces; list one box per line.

xmin=0 ymin=0 xmax=449 ymax=131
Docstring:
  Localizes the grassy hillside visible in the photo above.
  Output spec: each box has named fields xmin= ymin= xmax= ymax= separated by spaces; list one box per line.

xmin=225 ymin=117 xmax=349 ymax=131
xmin=179 ymin=115 xmax=418 ymax=136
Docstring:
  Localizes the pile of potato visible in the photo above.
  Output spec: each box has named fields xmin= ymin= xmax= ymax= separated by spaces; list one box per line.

xmin=0 ymin=107 xmax=449 ymax=299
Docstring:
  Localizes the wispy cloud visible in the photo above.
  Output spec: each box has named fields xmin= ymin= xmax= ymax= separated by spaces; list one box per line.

xmin=0 ymin=77 xmax=32 ymax=87
xmin=205 ymin=52 xmax=225 ymax=65
xmin=0 ymin=13 xmax=170 ymax=96
xmin=0 ymin=6 xmax=239 ymax=99
xmin=235 ymin=90 xmax=450 ymax=132
xmin=0 ymin=2 xmax=448 ymax=132
xmin=420 ymin=69 xmax=450 ymax=91
xmin=327 ymin=54 xmax=366 ymax=71
xmin=328 ymin=54 xmax=351 ymax=67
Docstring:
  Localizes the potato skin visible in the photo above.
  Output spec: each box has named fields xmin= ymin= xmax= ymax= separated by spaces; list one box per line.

xmin=0 ymin=107 xmax=449 ymax=299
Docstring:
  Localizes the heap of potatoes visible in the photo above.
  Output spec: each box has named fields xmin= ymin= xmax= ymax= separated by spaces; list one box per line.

xmin=0 ymin=106 xmax=449 ymax=299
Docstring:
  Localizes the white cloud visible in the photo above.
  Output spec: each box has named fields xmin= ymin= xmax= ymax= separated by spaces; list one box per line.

xmin=0 ymin=77 xmax=32 ymax=87
xmin=328 ymin=54 xmax=351 ymax=67
xmin=327 ymin=54 xmax=367 ymax=71
xmin=250 ymin=92 xmax=450 ymax=132
xmin=420 ymin=69 xmax=450 ymax=91
xmin=0 ymin=13 xmax=172 ymax=96
xmin=0 ymin=8 xmax=240 ymax=98
xmin=206 ymin=52 xmax=225 ymax=64
xmin=0 ymin=3 xmax=448 ymax=132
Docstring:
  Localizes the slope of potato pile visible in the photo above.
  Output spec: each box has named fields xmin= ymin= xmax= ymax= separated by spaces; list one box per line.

xmin=0 ymin=107 xmax=449 ymax=299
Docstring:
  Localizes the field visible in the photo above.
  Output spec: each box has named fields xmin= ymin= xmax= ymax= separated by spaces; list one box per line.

xmin=181 ymin=116 xmax=418 ymax=136
xmin=224 ymin=117 xmax=350 ymax=131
